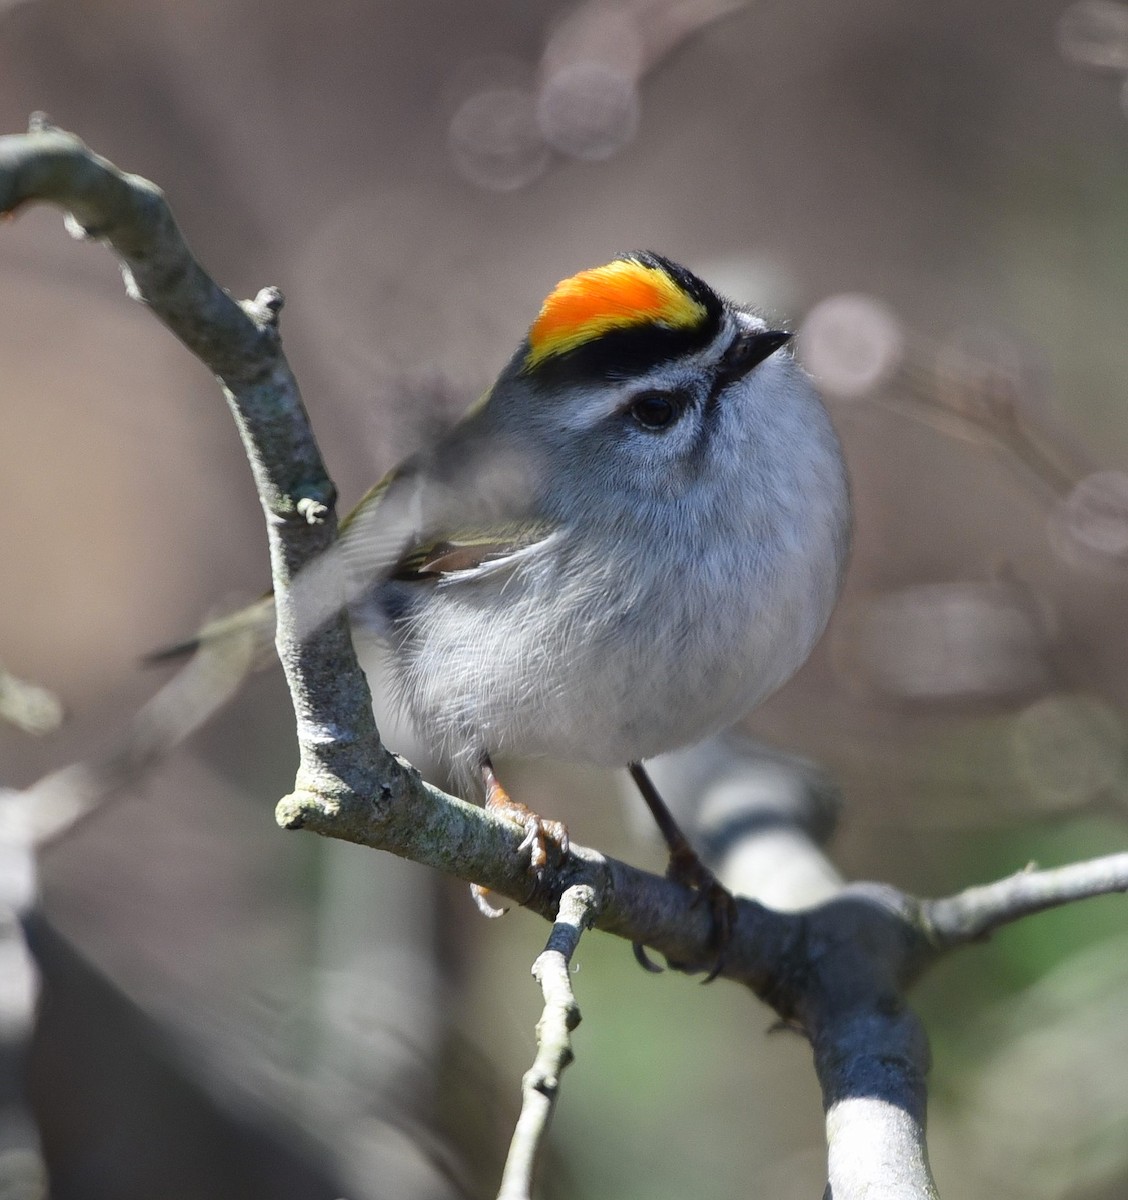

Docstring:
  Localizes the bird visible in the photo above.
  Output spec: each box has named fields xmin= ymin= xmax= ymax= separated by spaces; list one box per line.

xmin=159 ymin=251 xmax=851 ymax=968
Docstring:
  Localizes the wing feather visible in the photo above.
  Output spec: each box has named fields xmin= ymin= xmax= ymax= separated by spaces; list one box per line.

xmin=393 ymin=523 xmax=558 ymax=581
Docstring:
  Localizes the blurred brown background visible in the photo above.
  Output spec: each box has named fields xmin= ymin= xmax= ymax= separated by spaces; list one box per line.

xmin=3 ymin=0 xmax=1128 ymax=1196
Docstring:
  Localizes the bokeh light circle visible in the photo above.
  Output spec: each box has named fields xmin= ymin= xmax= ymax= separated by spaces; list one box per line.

xmin=833 ymin=582 xmax=1053 ymax=705
xmin=1058 ymin=1 xmax=1128 ymax=71
xmin=1049 ymin=471 xmax=1128 ymax=568
xmin=1010 ymin=694 xmax=1127 ymax=812
xmin=536 ymin=61 xmax=640 ymax=161
xmin=448 ymin=86 xmax=550 ymax=192
xmin=800 ymin=293 xmax=904 ymax=399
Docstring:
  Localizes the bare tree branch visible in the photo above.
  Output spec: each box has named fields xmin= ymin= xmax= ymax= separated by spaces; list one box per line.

xmin=0 ymin=115 xmax=383 ymax=815
xmin=924 ymin=853 xmax=1128 ymax=947
xmin=654 ymin=743 xmax=940 ymax=1199
xmin=497 ymin=884 xmax=598 ymax=1200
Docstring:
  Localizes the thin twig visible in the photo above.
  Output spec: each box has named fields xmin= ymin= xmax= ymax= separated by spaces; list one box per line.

xmin=497 ymin=884 xmax=599 ymax=1200
xmin=26 ymin=635 xmax=258 ymax=850
xmin=924 ymin=852 xmax=1128 ymax=947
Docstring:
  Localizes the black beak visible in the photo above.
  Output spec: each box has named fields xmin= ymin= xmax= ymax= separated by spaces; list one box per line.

xmin=750 ymin=329 xmax=792 ymax=361
xmin=717 ymin=329 xmax=793 ymax=384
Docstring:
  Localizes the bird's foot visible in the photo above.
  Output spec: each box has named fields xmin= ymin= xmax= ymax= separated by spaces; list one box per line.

xmin=667 ymin=843 xmax=738 ymax=982
xmin=632 ymin=846 xmax=737 ymax=982
xmin=470 ymin=758 xmax=570 ymax=917
xmin=628 ymin=762 xmax=737 ymax=983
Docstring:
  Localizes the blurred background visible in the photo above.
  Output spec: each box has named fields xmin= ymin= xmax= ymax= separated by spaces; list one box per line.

xmin=3 ymin=0 xmax=1128 ymax=1196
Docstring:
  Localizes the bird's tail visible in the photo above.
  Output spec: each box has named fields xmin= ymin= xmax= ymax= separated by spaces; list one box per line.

xmin=143 ymin=594 xmax=278 ymax=668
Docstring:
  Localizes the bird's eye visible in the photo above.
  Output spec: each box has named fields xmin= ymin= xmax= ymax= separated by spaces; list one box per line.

xmin=627 ymin=390 xmax=681 ymax=431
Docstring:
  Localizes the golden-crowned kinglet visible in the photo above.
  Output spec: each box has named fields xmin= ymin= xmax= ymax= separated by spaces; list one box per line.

xmin=164 ymin=252 xmax=851 ymax=939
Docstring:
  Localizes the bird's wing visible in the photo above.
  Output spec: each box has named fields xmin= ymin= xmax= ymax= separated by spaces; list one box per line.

xmin=336 ymin=411 xmax=549 ymax=593
xmin=390 ymin=521 xmax=560 ymax=581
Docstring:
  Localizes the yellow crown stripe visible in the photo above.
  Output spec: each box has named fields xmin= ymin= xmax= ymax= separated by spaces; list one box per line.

xmin=525 ymin=259 xmax=709 ymax=369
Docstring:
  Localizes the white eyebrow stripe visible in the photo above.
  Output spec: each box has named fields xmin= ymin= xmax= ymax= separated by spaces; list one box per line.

xmin=556 ymin=309 xmax=750 ymax=428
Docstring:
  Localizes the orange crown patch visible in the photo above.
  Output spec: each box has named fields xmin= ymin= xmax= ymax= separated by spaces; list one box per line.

xmin=524 ymin=257 xmax=710 ymax=370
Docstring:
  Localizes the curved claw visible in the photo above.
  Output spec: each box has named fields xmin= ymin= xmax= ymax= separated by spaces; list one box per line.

xmin=689 ymin=873 xmax=737 ymax=981
xmin=632 ymin=941 xmax=665 ymax=973
xmin=516 ymin=813 xmax=570 ymax=876
xmin=700 ymin=950 xmax=727 ymax=985
xmin=471 ymin=883 xmax=509 ymax=918
xmin=627 ymin=854 xmax=737 ymax=980
xmin=687 ymin=873 xmax=737 ymax=982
